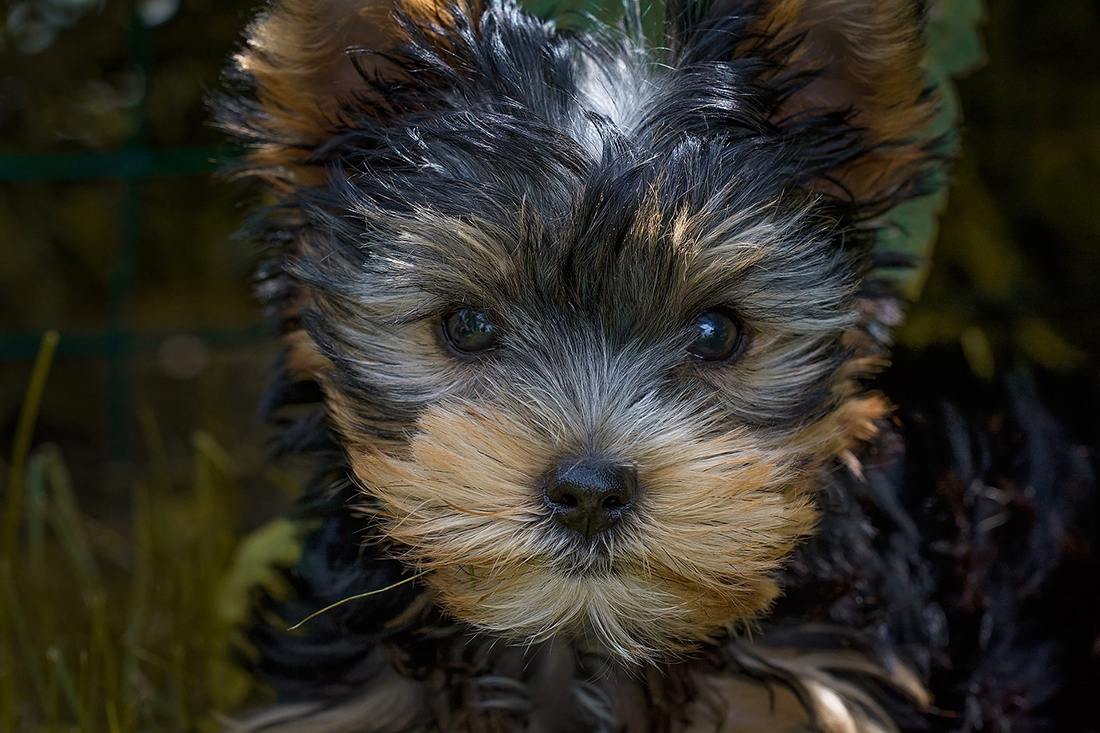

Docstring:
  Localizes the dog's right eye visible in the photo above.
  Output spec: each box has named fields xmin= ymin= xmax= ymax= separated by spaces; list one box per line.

xmin=687 ymin=309 xmax=744 ymax=362
xmin=441 ymin=309 xmax=499 ymax=355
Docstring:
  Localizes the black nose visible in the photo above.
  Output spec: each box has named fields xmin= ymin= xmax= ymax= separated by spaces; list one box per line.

xmin=544 ymin=460 xmax=638 ymax=539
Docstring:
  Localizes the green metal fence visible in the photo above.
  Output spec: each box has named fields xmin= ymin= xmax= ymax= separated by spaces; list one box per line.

xmin=0 ymin=2 xmax=254 ymax=462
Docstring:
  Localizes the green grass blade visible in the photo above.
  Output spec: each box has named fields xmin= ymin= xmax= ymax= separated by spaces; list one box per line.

xmin=42 ymin=446 xmax=102 ymax=589
xmin=3 ymin=330 xmax=59 ymax=562
xmin=45 ymin=646 xmax=81 ymax=722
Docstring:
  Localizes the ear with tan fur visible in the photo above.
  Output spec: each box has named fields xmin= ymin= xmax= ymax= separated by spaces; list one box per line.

xmin=220 ymin=0 xmax=474 ymax=191
xmin=223 ymin=0 xmax=382 ymax=187
xmin=668 ymin=0 xmax=939 ymax=214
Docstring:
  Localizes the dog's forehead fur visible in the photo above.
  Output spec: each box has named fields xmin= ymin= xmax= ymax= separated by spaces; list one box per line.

xmin=299 ymin=2 xmax=862 ymax=325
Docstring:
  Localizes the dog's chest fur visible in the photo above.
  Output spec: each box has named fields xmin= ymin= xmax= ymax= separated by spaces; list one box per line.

xmin=241 ymin=649 xmax=820 ymax=732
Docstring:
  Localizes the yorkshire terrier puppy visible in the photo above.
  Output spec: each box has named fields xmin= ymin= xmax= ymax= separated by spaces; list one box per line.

xmin=218 ymin=0 xmax=1099 ymax=730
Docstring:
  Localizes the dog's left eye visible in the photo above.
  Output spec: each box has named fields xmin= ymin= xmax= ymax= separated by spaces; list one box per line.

xmin=688 ymin=310 xmax=743 ymax=362
xmin=441 ymin=308 xmax=499 ymax=355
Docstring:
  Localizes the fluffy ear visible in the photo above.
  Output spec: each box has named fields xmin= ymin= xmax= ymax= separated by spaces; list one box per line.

xmin=221 ymin=0 xmax=472 ymax=189
xmin=668 ymin=0 xmax=939 ymax=214
xmin=220 ymin=0 xmax=418 ymax=380
xmin=220 ymin=0 xmax=492 ymax=383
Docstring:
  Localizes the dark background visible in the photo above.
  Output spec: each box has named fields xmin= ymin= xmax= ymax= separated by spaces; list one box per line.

xmin=0 ymin=0 xmax=1098 ymax=729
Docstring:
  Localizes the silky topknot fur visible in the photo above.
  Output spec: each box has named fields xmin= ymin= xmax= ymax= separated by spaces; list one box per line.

xmin=216 ymin=0 xmax=1100 ymax=730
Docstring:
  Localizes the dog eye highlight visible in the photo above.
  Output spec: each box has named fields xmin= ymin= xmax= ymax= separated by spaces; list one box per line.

xmin=441 ymin=309 xmax=499 ymax=355
xmin=688 ymin=310 xmax=743 ymax=362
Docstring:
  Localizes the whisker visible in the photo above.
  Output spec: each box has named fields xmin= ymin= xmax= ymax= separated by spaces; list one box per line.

xmin=287 ymin=571 xmax=429 ymax=631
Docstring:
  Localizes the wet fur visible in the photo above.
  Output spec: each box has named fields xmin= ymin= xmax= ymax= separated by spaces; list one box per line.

xmin=217 ymin=0 xmax=1099 ymax=730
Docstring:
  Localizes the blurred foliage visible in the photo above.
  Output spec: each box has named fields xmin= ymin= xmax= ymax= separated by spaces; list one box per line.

xmin=897 ymin=0 xmax=1100 ymax=375
xmin=1 ymin=0 xmax=1099 ymax=730
xmin=874 ymin=0 xmax=984 ymax=299
xmin=0 ymin=437 xmax=258 ymax=732
xmin=0 ymin=335 xmax=302 ymax=731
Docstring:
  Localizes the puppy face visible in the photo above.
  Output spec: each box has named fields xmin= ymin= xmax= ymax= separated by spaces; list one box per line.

xmin=223 ymin=0 xmax=937 ymax=662
xmin=330 ymin=199 xmax=874 ymax=660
